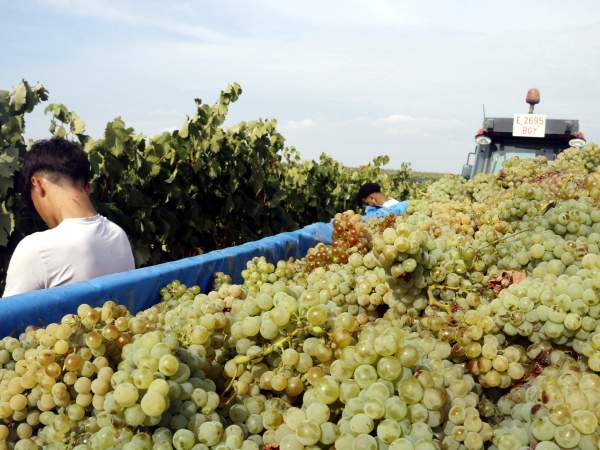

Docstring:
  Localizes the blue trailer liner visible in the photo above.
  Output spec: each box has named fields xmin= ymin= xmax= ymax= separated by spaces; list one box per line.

xmin=0 ymin=222 xmax=332 ymax=337
xmin=364 ymin=201 xmax=408 ymax=219
xmin=0 ymin=202 xmax=407 ymax=337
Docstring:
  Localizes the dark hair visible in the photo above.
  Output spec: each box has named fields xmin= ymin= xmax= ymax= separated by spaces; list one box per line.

xmin=356 ymin=182 xmax=381 ymax=204
xmin=22 ymin=138 xmax=90 ymax=205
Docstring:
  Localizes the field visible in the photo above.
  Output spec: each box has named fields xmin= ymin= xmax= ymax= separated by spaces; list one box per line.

xmin=412 ymin=171 xmax=451 ymax=182
xmin=3 ymin=78 xmax=600 ymax=449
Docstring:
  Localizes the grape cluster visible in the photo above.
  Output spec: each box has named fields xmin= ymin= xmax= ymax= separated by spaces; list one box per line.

xmin=555 ymin=143 xmax=600 ymax=174
xmin=331 ymin=210 xmax=369 ymax=263
xmin=421 ymin=175 xmax=469 ymax=202
xmin=0 ymin=302 xmax=143 ymax=448
xmin=492 ymin=351 xmax=600 ymax=450
xmin=213 ymin=272 xmax=232 ymax=291
xmin=241 ymin=257 xmax=299 ymax=295
xmin=306 ymin=210 xmax=370 ymax=272
xmin=498 ymin=156 xmax=549 ymax=188
xmin=304 ymin=243 xmax=333 ymax=273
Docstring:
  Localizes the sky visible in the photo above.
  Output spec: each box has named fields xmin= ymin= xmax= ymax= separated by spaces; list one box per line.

xmin=1 ymin=0 xmax=599 ymax=173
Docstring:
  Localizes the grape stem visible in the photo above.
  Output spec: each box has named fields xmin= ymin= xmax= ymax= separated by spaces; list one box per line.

xmin=427 ymin=284 xmax=469 ymax=314
xmin=222 ymin=334 xmax=294 ymax=400
xmin=474 ymin=228 xmax=530 ymax=254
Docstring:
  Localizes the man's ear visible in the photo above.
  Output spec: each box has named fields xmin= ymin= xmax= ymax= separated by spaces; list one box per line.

xmin=30 ymin=175 xmax=46 ymax=197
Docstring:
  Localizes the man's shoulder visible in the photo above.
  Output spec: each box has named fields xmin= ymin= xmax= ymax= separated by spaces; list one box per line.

xmin=16 ymin=230 xmax=52 ymax=248
xmin=102 ymin=216 xmax=129 ymax=237
xmin=10 ymin=231 xmax=49 ymax=261
xmin=62 ymin=215 xmax=127 ymax=239
xmin=382 ymin=198 xmax=400 ymax=207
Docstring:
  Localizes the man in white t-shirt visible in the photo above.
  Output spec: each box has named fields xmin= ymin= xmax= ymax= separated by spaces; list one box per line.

xmin=2 ymin=138 xmax=135 ymax=297
xmin=356 ymin=182 xmax=400 ymax=208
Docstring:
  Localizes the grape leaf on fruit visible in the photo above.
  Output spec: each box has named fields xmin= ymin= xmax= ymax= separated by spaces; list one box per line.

xmin=487 ymin=271 xmax=526 ymax=296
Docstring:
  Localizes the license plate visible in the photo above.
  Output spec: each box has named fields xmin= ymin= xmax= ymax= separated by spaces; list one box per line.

xmin=513 ymin=113 xmax=546 ymax=137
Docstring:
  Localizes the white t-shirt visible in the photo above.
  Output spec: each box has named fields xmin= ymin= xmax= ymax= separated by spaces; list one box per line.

xmin=382 ymin=199 xmax=400 ymax=208
xmin=3 ymin=215 xmax=135 ymax=297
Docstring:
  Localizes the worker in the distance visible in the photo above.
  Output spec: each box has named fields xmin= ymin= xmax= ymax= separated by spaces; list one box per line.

xmin=356 ymin=182 xmax=408 ymax=217
xmin=356 ymin=182 xmax=401 ymax=207
xmin=2 ymin=138 xmax=135 ymax=297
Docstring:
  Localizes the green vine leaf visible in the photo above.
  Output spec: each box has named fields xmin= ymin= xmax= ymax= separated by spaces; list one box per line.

xmin=9 ymin=82 xmax=27 ymax=111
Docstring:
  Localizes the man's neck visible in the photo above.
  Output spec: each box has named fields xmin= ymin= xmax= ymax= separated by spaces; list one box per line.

xmin=51 ymin=192 xmax=97 ymax=226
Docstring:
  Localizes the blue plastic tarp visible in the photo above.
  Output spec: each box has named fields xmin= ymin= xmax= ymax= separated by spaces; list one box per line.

xmin=363 ymin=201 xmax=409 ymax=219
xmin=0 ymin=202 xmax=410 ymax=337
xmin=0 ymin=222 xmax=332 ymax=337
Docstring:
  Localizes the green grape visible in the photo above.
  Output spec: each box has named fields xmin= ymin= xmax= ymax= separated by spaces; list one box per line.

xmin=140 ymin=391 xmax=167 ymax=417
xmin=197 ymin=421 xmax=223 ymax=447
xmin=172 ymin=429 xmax=196 ymax=450
xmin=295 ymin=420 xmax=321 ymax=446
xmin=350 ymin=413 xmax=374 ymax=434
xmin=114 ymin=383 xmax=139 ymax=407
xmin=377 ymin=419 xmax=402 ymax=443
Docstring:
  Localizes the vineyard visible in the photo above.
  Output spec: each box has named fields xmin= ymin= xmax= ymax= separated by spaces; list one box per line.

xmin=0 ymin=80 xmax=421 ymax=295
xmin=3 ymin=76 xmax=600 ymax=450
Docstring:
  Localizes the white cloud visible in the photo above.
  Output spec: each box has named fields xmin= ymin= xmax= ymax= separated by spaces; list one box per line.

xmin=374 ymin=114 xmax=463 ymax=136
xmin=281 ymin=119 xmax=315 ymax=130
xmin=377 ymin=114 xmax=415 ymax=124
xmin=37 ymin=0 xmax=228 ymax=42
xmin=255 ymin=0 xmax=422 ymax=30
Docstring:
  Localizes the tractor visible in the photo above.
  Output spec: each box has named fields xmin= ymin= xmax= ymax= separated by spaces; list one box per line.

xmin=461 ymin=88 xmax=586 ymax=178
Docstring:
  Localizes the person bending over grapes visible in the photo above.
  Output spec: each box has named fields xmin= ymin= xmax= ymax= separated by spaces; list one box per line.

xmin=356 ymin=182 xmax=408 ymax=218
xmin=2 ymin=138 xmax=135 ymax=297
xmin=356 ymin=182 xmax=401 ymax=208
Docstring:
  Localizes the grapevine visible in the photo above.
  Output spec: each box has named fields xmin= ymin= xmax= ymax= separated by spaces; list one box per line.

xmin=0 ymin=81 xmax=419 ymax=295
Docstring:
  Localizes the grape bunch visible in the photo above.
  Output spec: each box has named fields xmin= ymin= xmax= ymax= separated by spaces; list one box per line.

xmin=213 ymin=272 xmax=232 ymax=290
xmin=491 ymin=351 xmax=600 ymax=450
xmin=555 ymin=143 xmax=600 ymax=174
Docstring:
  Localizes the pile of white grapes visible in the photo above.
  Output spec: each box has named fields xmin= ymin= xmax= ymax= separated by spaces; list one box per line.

xmin=2 ymin=143 xmax=600 ymax=450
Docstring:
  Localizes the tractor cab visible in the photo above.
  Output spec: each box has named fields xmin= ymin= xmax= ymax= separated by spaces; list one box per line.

xmin=462 ymin=89 xmax=586 ymax=179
